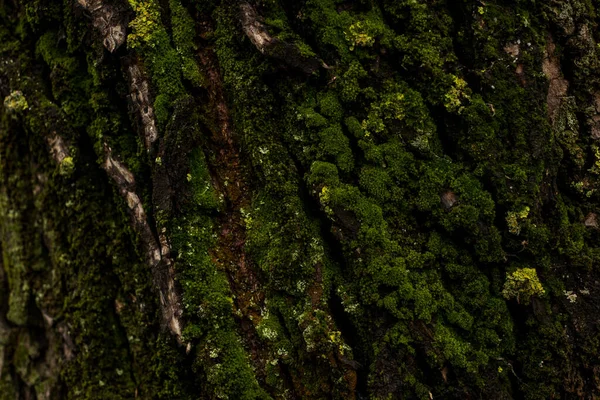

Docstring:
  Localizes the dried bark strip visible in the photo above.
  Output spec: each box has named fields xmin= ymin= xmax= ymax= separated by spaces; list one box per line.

xmin=239 ymin=3 xmax=274 ymax=54
xmin=239 ymin=2 xmax=324 ymax=74
xmin=120 ymin=55 xmax=181 ymax=341
xmin=590 ymin=92 xmax=600 ymax=140
xmin=125 ymin=61 xmax=159 ymax=149
xmin=102 ymin=145 xmax=183 ymax=341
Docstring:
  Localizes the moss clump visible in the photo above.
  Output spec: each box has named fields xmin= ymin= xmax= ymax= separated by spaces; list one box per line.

xmin=35 ymin=31 xmax=92 ymax=129
xmin=502 ymin=268 xmax=545 ymax=304
xmin=506 ymin=206 xmax=531 ymax=235
xmin=3 ymin=91 xmax=29 ymax=112
xmin=169 ymin=0 xmax=205 ymax=87
xmin=58 ymin=156 xmax=75 ymax=176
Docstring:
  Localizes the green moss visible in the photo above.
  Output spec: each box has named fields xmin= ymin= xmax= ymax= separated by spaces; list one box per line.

xmin=0 ymin=10 xmax=203 ymax=397
xmin=3 ymin=0 xmax=600 ymax=397
xmin=502 ymin=268 xmax=545 ymax=304
xmin=153 ymin=93 xmax=171 ymax=127
xmin=154 ymin=102 xmax=267 ymax=397
xmin=59 ymin=156 xmax=75 ymax=176
xmin=316 ymin=124 xmax=354 ymax=172
xmin=210 ymin=0 xmax=538 ymax=394
xmin=3 ymin=91 xmax=29 ymax=112
xmin=127 ymin=0 xmax=190 ymax=128
xmin=35 ymin=31 xmax=92 ymax=128
xmin=171 ymin=184 xmax=268 ymax=399
xmin=13 ymin=331 xmax=41 ymax=386
xmin=317 ymin=91 xmax=343 ymax=120
xmin=0 ymin=191 xmax=30 ymax=327
xmin=170 ymin=0 xmax=205 ymax=87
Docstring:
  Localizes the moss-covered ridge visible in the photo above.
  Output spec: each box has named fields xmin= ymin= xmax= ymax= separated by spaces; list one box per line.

xmin=206 ymin=0 xmax=600 ymax=398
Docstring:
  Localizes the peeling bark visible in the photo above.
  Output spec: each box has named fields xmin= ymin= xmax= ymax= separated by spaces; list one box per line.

xmin=543 ymin=37 xmax=570 ymax=127
xmin=45 ymin=133 xmax=70 ymax=165
xmin=103 ymin=147 xmax=183 ymax=341
xmin=76 ymin=0 xmax=127 ymax=53
xmin=239 ymin=2 xmax=324 ymax=74
xmin=125 ymin=61 xmax=158 ymax=150
xmin=239 ymin=3 xmax=274 ymax=56
xmin=591 ymin=92 xmax=600 ymax=140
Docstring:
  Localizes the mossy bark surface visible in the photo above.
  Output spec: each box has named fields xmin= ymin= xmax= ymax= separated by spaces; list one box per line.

xmin=1 ymin=0 xmax=600 ymax=399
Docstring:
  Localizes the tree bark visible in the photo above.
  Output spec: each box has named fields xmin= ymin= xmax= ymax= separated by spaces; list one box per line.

xmin=1 ymin=0 xmax=600 ymax=399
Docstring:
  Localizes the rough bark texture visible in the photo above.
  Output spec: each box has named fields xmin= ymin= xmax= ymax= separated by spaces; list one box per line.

xmin=1 ymin=0 xmax=600 ymax=399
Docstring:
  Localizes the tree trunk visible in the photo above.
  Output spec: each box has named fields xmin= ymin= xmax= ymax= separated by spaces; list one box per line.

xmin=1 ymin=0 xmax=599 ymax=398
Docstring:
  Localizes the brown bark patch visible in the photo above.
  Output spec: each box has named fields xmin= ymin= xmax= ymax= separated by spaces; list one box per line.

xmin=45 ymin=132 xmax=70 ymax=165
xmin=515 ymin=63 xmax=527 ymax=86
xmin=542 ymin=37 xmax=569 ymax=126
xmin=590 ymin=93 xmax=600 ymax=140
xmin=196 ymin=38 xmax=277 ymax=390
xmin=239 ymin=3 xmax=274 ymax=55
xmin=584 ymin=213 xmax=598 ymax=228
xmin=504 ymin=43 xmax=520 ymax=58
xmin=441 ymin=191 xmax=458 ymax=210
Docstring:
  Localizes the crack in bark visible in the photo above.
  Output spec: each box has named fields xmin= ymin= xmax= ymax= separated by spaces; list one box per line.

xmin=195 ymin=41 xmax=285 ymax=394
xmin=111 ymin=51 xmax=183 ymax=343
